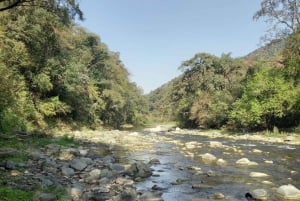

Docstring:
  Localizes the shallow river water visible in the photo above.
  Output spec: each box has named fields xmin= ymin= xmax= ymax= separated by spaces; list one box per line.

xmin=117 ymin=130 xmax=300 ymax=201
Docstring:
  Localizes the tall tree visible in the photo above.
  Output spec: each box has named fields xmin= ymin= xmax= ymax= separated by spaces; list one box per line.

xmin=254 ymin=0 xmax=300 ymax=39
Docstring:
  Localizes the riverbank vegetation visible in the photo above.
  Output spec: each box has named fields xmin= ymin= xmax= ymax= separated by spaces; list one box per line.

xmin=148 ymin=0 xmax=300 ymax=132
xmin=0 ymin=0 xmax=148 ymax=134
xmin=1 ymin=0 xmax=300 ymax=134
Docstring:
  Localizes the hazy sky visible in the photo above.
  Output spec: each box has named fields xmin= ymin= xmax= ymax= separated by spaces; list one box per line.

xmin=78 ymin=0 xmax=267 ymax=94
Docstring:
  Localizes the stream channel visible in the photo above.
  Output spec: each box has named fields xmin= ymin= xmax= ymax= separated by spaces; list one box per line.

xmin=115 ymin=129 xmax=300 ymax=201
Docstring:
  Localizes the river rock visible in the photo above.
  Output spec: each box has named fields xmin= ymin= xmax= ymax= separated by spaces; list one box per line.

xmin=68 ymin=185 xmax=83 ymax=200
xmin=61 ymin=167 xmax=75 ymax=176
xmin=248 ymin=189 xmax=268 ymax=200
xmin=29 ymin=150 xmax=44 ymax=161
xmin=115 ymin=188 xmax=137 ymax=201
xmin=33 ymin=192 xmax=57 ymax=201
xmin=70 ymin=158 xmax=87 ymax=171
xmin=101 ymin=168 xmax=114 ymax=179
xmin=127 ymin=162 xmax=152 ymax=178
xmin=249 ymin=172 xmax=269 ymax=178
xmin=201 ymin=153 xmax=217 ymax=163
xmin=236 ymin=158 xmax=258 ymax=166
xmin=216 ymin=158 xmax=227 ymax=166
xmin=185 ymin=141 xmax=198 ymax=149
xmin=210 ymin=141 xmax=223 ymax=148
xmin=148 ymin=158 xmax=160 ymax=165
xmin=276 ymin=184 xmax=300 ymax=200
xmin=213 ymin=192 xmax=225 ymax=199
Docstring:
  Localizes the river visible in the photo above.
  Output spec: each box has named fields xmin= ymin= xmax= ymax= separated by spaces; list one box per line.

xmin=115 ymin=129 xmax=300 ymax=201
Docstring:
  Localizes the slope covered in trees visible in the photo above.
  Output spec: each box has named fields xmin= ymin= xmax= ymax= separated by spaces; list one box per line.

xmin=0 ymin=2 xmax=148 ymax=133
xmin=148 ymin=0 xmax=300 ymax=132
xmin=148 ymin=34 xmax=300 ymax=131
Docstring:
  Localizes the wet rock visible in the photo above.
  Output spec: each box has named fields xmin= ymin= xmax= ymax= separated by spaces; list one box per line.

xmin=151 ymin=184 xmax=163 ymax=190
xmin=209 ymin=141 xmax=223 ymax=148
xmin=201 ymin=153 xmax=217 ymax=163
xmin=138 ymin=191 xmax=163 ymax=201
xmin=70 ymin=158 xmax=87 ymax=171
xmin=252 ymin=149 xmax=263 ymax=153
xmin=33 ymin=192 xmax=57 ymax=201
xmin=214 ymin=192 xmax=225 ymax=199
xmin=61 ymin=167 xmax=75 ymax=177
xmin=148 ymin=158 xmax=160 ymax=165
xmin=216 ymin=158 xmax=227 ymax=166
xmin=247 ymin=189 xmax=268 ymax=201
xmin=236 ymin=158 xmax=258 ymax=166
xmin=185 ymin=141 xmax=201 ymax=149
xmin=276 ymin=184 xmax=300 ymax=200
xmin=192 ymin=184 xmax=213 ymax=190
xmin=249 ymin=172 xmax=269 ymax=178
xmin=127 ymin=162 xmax=152 ymax=178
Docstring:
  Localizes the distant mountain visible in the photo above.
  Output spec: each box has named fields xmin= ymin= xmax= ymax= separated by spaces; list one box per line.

xmin=243 ymin=39 xmax=285 ymax=62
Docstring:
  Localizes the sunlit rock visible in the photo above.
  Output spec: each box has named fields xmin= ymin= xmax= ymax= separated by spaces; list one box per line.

xmin=236 ymin=158 xmax=258 ymax=166
xmin=276 ymin=184 xmax=300 ymax=200
xmin=248 ymin=189 xmax=268 ymax=200
xmin=216 ymin=158 xmax=227 ymax=166
xmin=249 ymin=172 xmax=269 ymax=178
xmin=201 ymin=153 xmax=217 ymax=163
xmin=209 ymin=141 xmax=223 ymax=148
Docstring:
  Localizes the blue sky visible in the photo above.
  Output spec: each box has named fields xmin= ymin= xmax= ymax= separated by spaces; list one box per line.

xmin=78 ymin=0 xmax=267 ymax=94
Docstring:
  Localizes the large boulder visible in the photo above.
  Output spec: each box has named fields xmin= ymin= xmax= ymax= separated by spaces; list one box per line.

xmin=276 ymin=184 xmax=300 ymax=200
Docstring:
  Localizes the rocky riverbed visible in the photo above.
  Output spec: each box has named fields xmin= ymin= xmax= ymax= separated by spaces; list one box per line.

xmin=0 ymin=128 xmax=300 ymax=200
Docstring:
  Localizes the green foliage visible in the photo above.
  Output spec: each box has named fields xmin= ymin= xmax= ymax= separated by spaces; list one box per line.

xmin=56 ymin=134 xmax=79 ymax=147
xmin=0 ymin=187 xmax=34 ymax=201
xmin=169 ymin=53 xmax=247 ymax=128
xmin=229 ymin=66 xmax=297 ymax=130
xmin=0 ymin=5 xmax=147 ymax=133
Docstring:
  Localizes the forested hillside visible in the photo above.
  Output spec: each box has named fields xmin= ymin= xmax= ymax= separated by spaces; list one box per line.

xmin=148 ymin=0 xmax=300 ymax=132
xmin=0 ymin=1 xmax=148 ymax=133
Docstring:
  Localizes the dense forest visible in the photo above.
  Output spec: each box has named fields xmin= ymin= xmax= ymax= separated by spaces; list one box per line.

xmin=0 ymin=0 xmax=148 ymax=133
xmin=1 ymin=0 xmax=300 ymax=134
xmin=148 ymin=0 xmax=300 ymax=132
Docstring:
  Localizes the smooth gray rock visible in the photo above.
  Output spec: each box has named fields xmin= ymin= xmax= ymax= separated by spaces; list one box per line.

xmin=249 ymin=189 xmax=268 ymax=200
xmin=61 ymin=167 xmax=75 ymax=176
xmin=70 ymin=159 xmax=87 ymax=171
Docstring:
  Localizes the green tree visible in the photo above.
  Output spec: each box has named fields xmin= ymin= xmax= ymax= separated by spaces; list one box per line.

xmin=229 ymin=66 xmax=297 ymax=130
